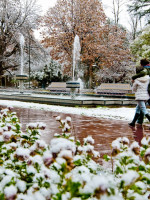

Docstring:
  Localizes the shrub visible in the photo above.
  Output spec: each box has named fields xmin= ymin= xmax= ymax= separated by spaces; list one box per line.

xmin=0 ymin=107 xmax=149 ymax=199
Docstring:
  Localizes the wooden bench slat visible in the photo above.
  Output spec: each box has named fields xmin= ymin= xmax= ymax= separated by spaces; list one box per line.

xmin=46 ymin=82 xmax=69 ymax=92
xmin=97 ymin=83 xmax=132 ymax=95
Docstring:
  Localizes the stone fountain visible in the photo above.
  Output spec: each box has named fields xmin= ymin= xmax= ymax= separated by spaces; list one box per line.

xmin=66 ymin=35 xmax=81 ymax=99
xmin=15 ymin=34 xmax=28 ymax=93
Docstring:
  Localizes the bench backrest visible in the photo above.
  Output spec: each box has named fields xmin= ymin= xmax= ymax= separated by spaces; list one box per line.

xmin=97 ymin=83 xmax=132 ymax=90
xmin=47 ymin=82 xmax=66 ymax=89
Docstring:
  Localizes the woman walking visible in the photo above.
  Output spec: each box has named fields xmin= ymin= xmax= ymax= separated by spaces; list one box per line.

xmin=129 ymin=65 xmax=150 ymax=126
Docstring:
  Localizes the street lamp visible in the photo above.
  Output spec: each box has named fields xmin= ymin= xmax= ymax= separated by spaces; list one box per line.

xmin=89 ymin=63 xmax=97 ymax=89
xmin=28 ymin=33 xmax=31 ymax=88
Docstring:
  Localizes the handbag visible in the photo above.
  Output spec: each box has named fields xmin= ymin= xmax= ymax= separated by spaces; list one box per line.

xmin=148 ymin=80 xmax=150 ymax=95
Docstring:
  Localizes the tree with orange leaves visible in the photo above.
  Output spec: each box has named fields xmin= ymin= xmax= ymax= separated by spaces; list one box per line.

xmin=40 ymin=0 xmax=131 ymax=87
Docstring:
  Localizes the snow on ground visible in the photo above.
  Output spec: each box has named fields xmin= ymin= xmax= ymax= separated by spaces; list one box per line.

xmin=0 ymin=100 xmax=140 ymax=122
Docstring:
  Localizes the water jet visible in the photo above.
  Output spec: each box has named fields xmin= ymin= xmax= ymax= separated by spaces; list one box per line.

xmin=16 ymin=33 xmax=28 ymax=93
xmin=66 ymin=35 xmax=81 ymax=99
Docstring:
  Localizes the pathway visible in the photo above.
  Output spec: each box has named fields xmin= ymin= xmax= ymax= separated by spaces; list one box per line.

xmin=11 ymin=107 xmax=150 ymax=163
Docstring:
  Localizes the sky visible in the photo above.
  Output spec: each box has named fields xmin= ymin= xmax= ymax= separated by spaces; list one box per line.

xmin=37 ymin=0 xmax=57 ymax=14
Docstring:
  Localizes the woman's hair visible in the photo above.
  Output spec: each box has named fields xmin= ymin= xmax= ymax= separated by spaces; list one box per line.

xmin=136 ymin=65 xmax=144 ymax=74
xmin=140 ymin=58 xmax=149 ymax=66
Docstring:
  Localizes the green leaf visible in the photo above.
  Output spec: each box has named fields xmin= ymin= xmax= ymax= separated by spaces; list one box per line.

xmin=0 ymin=193 xmax=5 ymax=200
xmin=53 ymin=193 xmax=61 ymax=200
xmin=139 ymin=165 xmax=145 ymax=171
xmin=65 ymin=179 xmax=81 ymax=197
xmin=22 ymin=135 xmax=29 ymax=140
xmin=44 ymin=182 xmax=50 ymax=188
xmin=76 ymin=140 xmax=81 ymax=146
xmin=115 ymin=166 xmax=123 ymax=174
xmin=103 ymin=154 xmax=110 ymax=161
xmin=140 ymin=150 xmax=145 ymax=157
xmin=74 ymin=159 xmax=82 ymax=166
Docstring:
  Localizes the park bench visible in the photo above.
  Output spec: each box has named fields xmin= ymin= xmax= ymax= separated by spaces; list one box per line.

xmin=96 ymin=83 xmax=132 ymax=95
xmin=46 ymin=82 xmax=70 ymax=93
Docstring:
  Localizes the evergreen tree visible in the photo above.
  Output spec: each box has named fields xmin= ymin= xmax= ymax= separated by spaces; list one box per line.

xmin=128 ymin=0 xmax=150 ymax=24
xmin=31 ymin=60 xmax=69 ymax=88
xmin=130 ymin=25 xmax=150 ymax=62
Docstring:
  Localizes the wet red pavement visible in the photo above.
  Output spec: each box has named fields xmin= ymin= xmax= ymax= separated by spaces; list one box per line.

xmin=5 ymin=107 xmax=150 ymax=159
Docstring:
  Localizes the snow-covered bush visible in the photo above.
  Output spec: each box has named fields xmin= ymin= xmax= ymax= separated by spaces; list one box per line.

xmin=130 ymin=25 xmax=150 ymax=62
xmin=0 ymin=107 xmax=149 ymax=199
xmin=31 ymin=60 xmax=69 ymax=88
xmin=104 ymin=136 xmax=150 ymax=199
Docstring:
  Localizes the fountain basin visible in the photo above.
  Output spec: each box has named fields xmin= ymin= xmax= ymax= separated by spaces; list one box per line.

xmin=15 ymin=75 xmax=28 ymax=93
xmin=66 ymin=81 xmax=80 ymax=88
xmin=16 ymin=75 xmax=28 ymax=80
xmin=66 ymin=81 xmax=80 ymax=99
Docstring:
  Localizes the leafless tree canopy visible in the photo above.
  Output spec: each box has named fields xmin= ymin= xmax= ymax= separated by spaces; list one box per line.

xmin=0 ymin=0 xmax=41 ymax=75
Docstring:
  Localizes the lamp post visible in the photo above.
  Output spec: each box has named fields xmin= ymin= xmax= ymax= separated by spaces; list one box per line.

xmin=28 ymin=33 xmax=31 ymax=88
xmin=89 ymin=63 xmax=97 ymax=89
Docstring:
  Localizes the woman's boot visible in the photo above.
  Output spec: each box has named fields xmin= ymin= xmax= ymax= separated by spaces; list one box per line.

xmin=145 ymin=114 xmax=150 ymax=121
xmin=137 ymin=111 xmax=144 ymax=125
xmin=128 ymin=113 xmax=140 ymax=127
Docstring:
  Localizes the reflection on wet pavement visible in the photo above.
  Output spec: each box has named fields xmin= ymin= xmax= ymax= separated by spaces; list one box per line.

xmin=129 ymin=124 xmax=150 ymax=145
xmin=3 ymin=106 xmax=150 ymax=160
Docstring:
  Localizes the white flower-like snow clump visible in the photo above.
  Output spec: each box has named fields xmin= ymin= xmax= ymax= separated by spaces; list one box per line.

xmin=0 ymin=108 xmax=149 ymax=199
